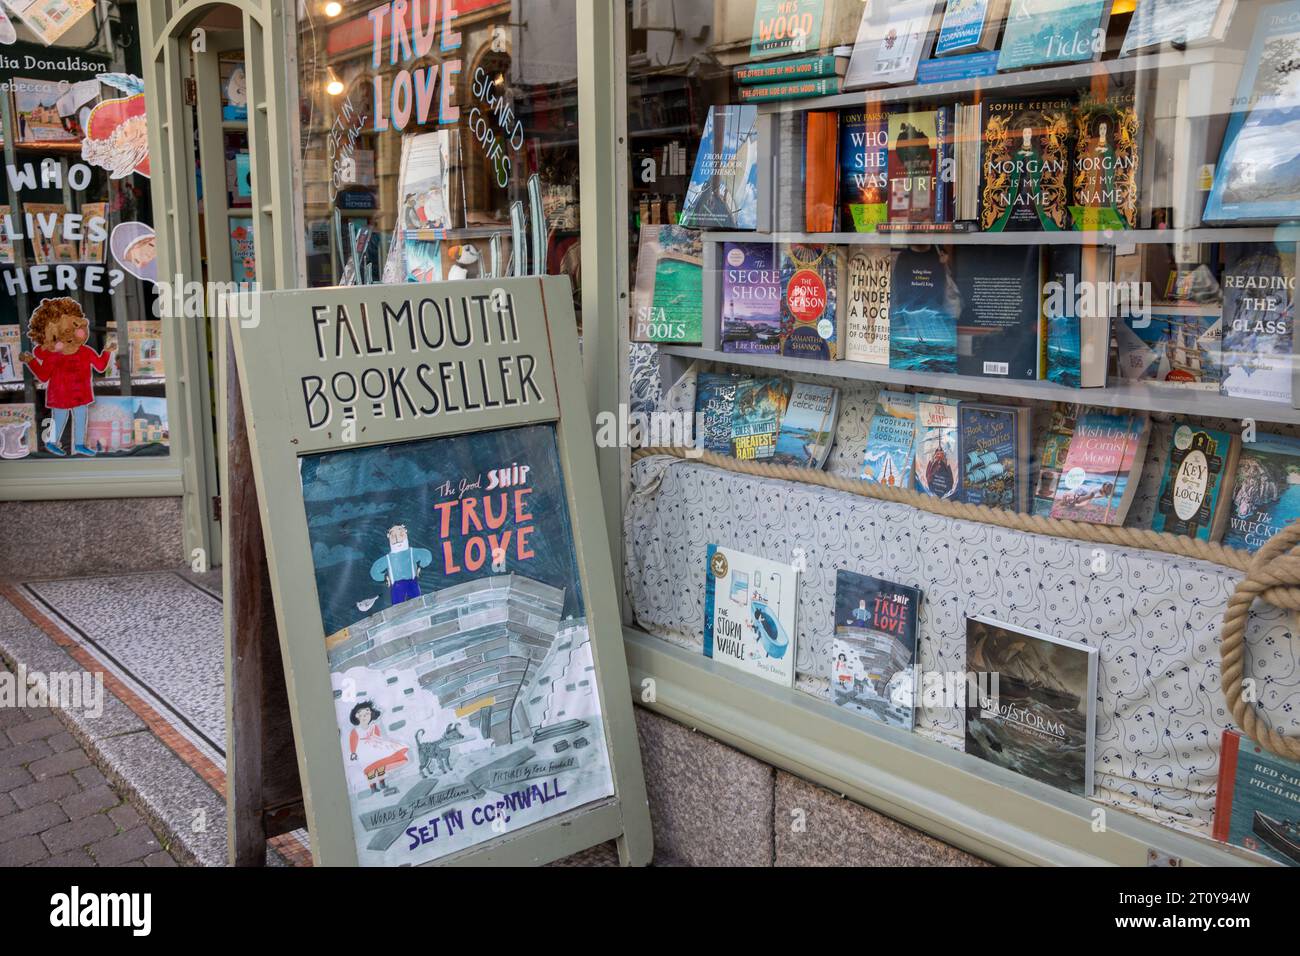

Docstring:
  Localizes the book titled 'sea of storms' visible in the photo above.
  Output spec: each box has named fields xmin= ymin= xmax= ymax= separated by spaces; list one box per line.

xmin=1214 ymin=729 xmax=1300 ymax=866
xmin=965 ymin=616 xmax=1098 ymax=796
xmin=704 ymin=544 xmax=798 ymax=687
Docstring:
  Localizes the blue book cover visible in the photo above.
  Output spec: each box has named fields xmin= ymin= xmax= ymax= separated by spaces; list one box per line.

xmin=936 ymin=0 xmax=999 ymax=55
xmin=954 ymin=245 xmax=1042 ymax=380
xmin=1121 ymin=0 xmax=1234 ymax=55
xmin=1204 ymin=1 xmax=1300 ymax=222
xmin=779 ymin=243 xmax=839 ymax=360
xmin=1151 ymin=424 xmax=1239 ymax=541
xmin=772 ymin=382 xmax=839 ymax=468
xmin=721 ymin=242 xmax=783 ymax=354
xmin=915 ymin=395 xmax=960 ymax=498
xmin=889 ymin=246 xmax=959 ymax=373
xmin=839 ymin=107 xmax=889 ymax=232
xmin=1221 ymin=243 xmax=1295 ymax=404
xmin=681 ymin=106 xmax=760 ymax=230
xmin=1215 ymin=729 xmax=1300 ymax=865
xmin=830 ymin=570 xmax=922 ymax=730
xmin=997 ymin=0 xmax=1109 ymax=70
xmin=731 ymin=376 xmax=791 ymax=461
xmin=695 ymin=372 xmax=749 ymax=455
xmin=1044 ymin=246 xmax=1083 ymax=387
xmin=1115 ymin=311 xmax=1223 ymax=389
xmin=958 ymin=403 xmax=1030 ymax=511
xmin=861 ymin=390 xmax=917 ymax=489
xmin=1223 ymin=433 xmax=1300 ymax=553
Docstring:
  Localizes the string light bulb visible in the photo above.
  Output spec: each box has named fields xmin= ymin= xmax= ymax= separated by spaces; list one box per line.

xmin=325 ymin=70 xmax=345 ymax=95
xmin=324 ymin=1 xmax=343 ymax=16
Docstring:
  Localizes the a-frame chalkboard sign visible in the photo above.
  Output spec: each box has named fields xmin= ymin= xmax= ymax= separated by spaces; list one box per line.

xmin=227 ymin=276 xmax=652 ymax=866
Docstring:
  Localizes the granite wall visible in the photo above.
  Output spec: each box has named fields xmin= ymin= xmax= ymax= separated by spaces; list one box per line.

xmin=0 ymin=498 xmax=184 ymax=581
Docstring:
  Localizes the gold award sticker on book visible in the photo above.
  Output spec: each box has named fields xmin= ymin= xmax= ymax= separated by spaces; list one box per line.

xmin=710 ymin=550 xmax=729 ymax=579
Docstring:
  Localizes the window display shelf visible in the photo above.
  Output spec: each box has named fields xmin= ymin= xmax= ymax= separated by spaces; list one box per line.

xmin=700 ymin=227 xmax=1288 ymax=247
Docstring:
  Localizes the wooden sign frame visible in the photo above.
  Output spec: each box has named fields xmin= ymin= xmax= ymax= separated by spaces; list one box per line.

xmin=228 ymin=275 xmax=652 ymax=866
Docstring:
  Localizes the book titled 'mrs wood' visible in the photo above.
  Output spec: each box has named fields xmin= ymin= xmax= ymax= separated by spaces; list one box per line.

xmin=704 ymin=544 xmax=798 ymax=687
xmin=1214 ymin=729 xmax=1300 ymax=866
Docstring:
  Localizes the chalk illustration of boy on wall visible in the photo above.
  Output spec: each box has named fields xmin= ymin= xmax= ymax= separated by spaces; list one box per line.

xmin=369 ymin=524 xmax=434 ymax=606
xmin=348 ymin=701 xmax=408 ymax=796
xmin=19 ymin=297 xmax=115 ymax=456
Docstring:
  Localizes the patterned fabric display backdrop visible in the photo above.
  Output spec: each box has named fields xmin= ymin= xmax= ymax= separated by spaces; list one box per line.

xmin=623 ymin=360 xmax=1300 ymax=840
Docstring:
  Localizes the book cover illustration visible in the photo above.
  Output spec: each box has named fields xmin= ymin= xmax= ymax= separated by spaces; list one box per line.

xmin=1049 ymin=411 xmax=1150 ymax=524
xmin=299 ymin=423 xmax=616 ymax=866
xmin=0 ymin=206 xmax=13 ymax=263
xmin=84 ymin=396 xmax=169 ymax=456
xmin=127 ymin=320 xmax=164 ymax=379
xmin=1224 ymin=433 xmax=1300 ymax=552
xmin=695 ymin=372 xmax=749 ymax=455
xmin=704 ymin=544 xmax=798 ymax=687
xmin=862 ymin=390 xmax=917 ymax=489
xmin=78 ymin=201 xmax=107 ymax=263
xmin=997 ymin=0 xmax=1109 ymax=70
xmin=1204 ymin=1 xmax=1300 ymax=222
xmin=403 ymin=239 xmax=442 ymax=283
xmin=887 ymin=109 xmax=939 ymax=223
xmin=844 ymin=0 xmax=942 ymax=88
xmin=843 ymin=249 xmax=892 ymax=364
xmin=829 ymin=570 xmax=922 ymax=729
xmin=980 ymin=98 xmax=1073 ymax=232
xmin=1032 ymin=405 xmax=1076 ymax=517
xmin=779 ymin=243 xmax=839 ymax=360
xmin=914 ymin=394 xmax=960 ymax=499
xmin=0 ymin=325 xmax=22 ymax=385
xmin=721 ymin=242 xmax=783 ymax=354
xmin=0 ymin=403 xmax=36 ymax=460
xmin=1121 ymin=0 xmax=1238 ymax=55
xmin=889 ymin=245 xmax=959 ymax=373
xmin=965 ymin=616 xmax=1098 ymax=796
xmin=958 ymin=403 xmax=1028 ymax=511
xmin=954 ymin=245 xmax=1043 ymax=379
xmin=731 ymin=376 xmax=792 ymax=461
xmin=839 ymin=107 xmax=889 ymax=232
xmin=1070 ymin=89 xmax=1140 ymax=230
xmin=5 ymin=0 xmax=94 ymax=45
xmin=631 ymin=224 xmax=703 ymax=343
xmin=1043 ymin=245 xmax=1112 ymax=388
xmin=228 ymin=217 xmax=256 ymax=282
xmin=681 ymin=105 xmax=759 ymax=230
xmin=220 ymin=57 xmax=248 ymax=121
xmin=1152 ymin=423 xmax=1240 ymax=541
xmin=1214 ymin=730 xmax=1300 ymax=866
xmin=935 ymin=0 xmax=1006 ymax=55
xmin=396 ymin=131 xmax=454 ymax=236
xmin=13 ymin=76 xmax=81 ymax=143
xmin=1221 ymin=243 xmax=1295 ymax=404
xmin=1115 ymin=312 xmax=1222 ymax=389
xmin=24 ymin=203 xmax=75 ymax=264
xmin=772 ymin=382 xmax=839 ymax=469
xmin=750 ymin=0 xmax=826 ymax=59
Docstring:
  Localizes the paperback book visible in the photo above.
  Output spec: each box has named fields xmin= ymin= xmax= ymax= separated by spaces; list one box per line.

xmin=830 ymin=570 xmax=922 ymax=729
xmin=731 ymin=376 xmax=792 ymax=461
xmin=1033 ymin=405 xmax=1077 ymax=517
xmin=78 ymin=201 xmax=107 ymax=263
xmin=1115 ymin=311 xmax=1223 ymax=390
xmin=721 ymin=242 xmax=783 ymax=354
xmin=1151 ymin=423 xmax=1241 ymax=541
xmin=1213 ymin=729 xmax=1300 ymax=866
xmin=996 ymin=0 xmax=1110 ymax=70
xmin=843 ymin=0 xmax=942 ymax=89
xmin=0 ymin=325 xmax=22 ymax=385
xmin=395 ymin=131 xmax=455 ymax=237
xmin=889 ymin=245 xmax=959 ymax=373
xmin=1220 ymin=243 xmax=1295 ymax=405
xmin=980 ymin=97 xmax=1074 ymax=232
xmin=0 ymin=403 xmax=36 ymax=460
xmin=229 ymin=218 xmax=256 ymax=282
xmin=12 ymin=77 xmax=80 ymax=143
xmin=954 ymin=245 xmax=1043 ymax=380
xmin=704 ymin=544 xmax=798 ymax=687
xmin=965 ymin=615 xmax=1098 ymax=796
xmin=958 ymin=403 xmax=1032 ymax=512
xmin=861 ymin=390 xmax=917 ymax=489
xmin=681 ymin=106 xmax=760 ymax=230
xmin=914 ymin=394 xmax=960 ymax=499
xmin=737 ymin=78 xmax=841 ymax=102
xmin=1049 ymin=411 xmax=1151 ymax=525
xmin=842 ymin=249 xmax=892 ymax=364
xmin=935 ymin=0 xmax=1008 ymax=55
xmin=779 ymin=243 xmax=841 ymax=360
xmin=1043 ymin=245 xmax=1111 ymax=388
xmin=839 ymin=107 xmax=889 ymax=232
xmin=631 ymin=224 xmax=704 ymax=343
xmin=887 ymin=109 xmax=942 ymax=224
xmin=772 ymin=382 xmax=840 ymax=469
xmin=695 ymin=372 xmax=749 ymax=456
xmin=1223 ymin=433 xmax=1300 ymax=553
xmin=127 ymin=320 xmax=164 ymax=379
xmin=1120 ymin=0 xmax=1238 ymax=56
xmin=1070 ymin=88 xmax=1141 ymax=230
xmin=735 ymin=54 xmax=847 ymax=84
xmin=804 ymin=112 xmax=840 ymax=231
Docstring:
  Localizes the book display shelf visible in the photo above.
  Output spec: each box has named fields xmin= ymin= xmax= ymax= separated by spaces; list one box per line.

xmin=623 ymin=0 xmax=1300 ymax=866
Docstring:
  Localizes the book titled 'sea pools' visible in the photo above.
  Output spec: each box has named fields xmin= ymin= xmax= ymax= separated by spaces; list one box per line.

xmin=1214 ymin=729 xmax=1300 ymax=866
xmin=704 ymin=544 xmax=798 ymax=687
xmin=630 ymin=224 xmax=703 ymax=343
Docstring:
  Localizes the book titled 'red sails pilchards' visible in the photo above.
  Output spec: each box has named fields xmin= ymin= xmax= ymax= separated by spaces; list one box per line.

xmin=1214 ymin=729 xmax=1300 ymax=866
xmin=980 ymin=97 xmax=1073 ymax=232
xmin=681 ymin=106 xmax=759 ymax=230
xmin=830 ymin=570 xmax=922 ymax=730
xmin=1049 ymin=411 xmax=1150 ymax=525
xmin=965 ymin=616 xmax=1098 ymax=796
xmin=915 ymin=395 xmax=960 ymax=499
xmin=704 ymin=544 xmax=798 ymax=687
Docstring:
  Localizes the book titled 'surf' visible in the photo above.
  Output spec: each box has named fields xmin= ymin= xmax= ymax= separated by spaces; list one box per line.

xmin=957 ymin=403 xmax=1031 ymax=512
xmin=830 ymin=570 xmax=922 ymax=730
xmin=1214 ymin=729 xmax=1300 ymax=866
xmin=1151 ymin=423 xmax=1241 ymax=541
xmin=839 ymin=107 xmax=890 ymax=232
xmin=1223 ymin=433 xmax=1300 ymax=553
xmin=704 ymin=544 xmax=798 ymax=687
xmin=980 ymin=97 xmax=1074 ymax=232
xmin=965 ymin=616 xmax=1098 ymax=796
xmin=1071 ymin=89 xmax=1141 ymax=230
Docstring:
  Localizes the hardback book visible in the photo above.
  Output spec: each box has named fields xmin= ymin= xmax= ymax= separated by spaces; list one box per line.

xmin=980 ymin=97 xmax=1074 ymax=232
xmin=779 ymin=242 xmax=842 ymax=360
xmin=1070 ymin=88 xmax=1141 ymax=230
xmin=681 ymin=105 xmax=760 ymax=231
xmin=85 ymin=396 xmax=170 ymax=456
xmin=839 ymin=106 xmax=889 ymax=232
xmin=830 ymin=570 xmax=922 ymax=729
xmin=731 ymin=376 xmax=792 ymax=461
xmin=958 ymin=403 xmax=1032 ymax=512
xmin=12 ymin=77 xmax=81 ymax=143
xmin=1204 ymin=1 xmax=1300 ymax=223
xmin=229 ymin=217 xmax=256 ymax=282
xmin=935 ymin=0 xmax=1009 ymax=55
xmin=955 ymin=101 xmax=984 ymax=221
xmin=965 ymin=615 xmax=1098 ymax=797
xmin=219 ymin=57 xmax=248 ymax=121
xmin=127 ymin=320 xmax=164 ymax=379
xmin=735 ymin=54 xmax=848 ymax=84
xmin=1032 ymin=405 xmax=1077 ymax=517
xmin=0 ymin=325 xmax=22 ymax=385
xmin=630 ymin=224 xmax=704 ymax=343
xmin=1223 ymin=433 xmax=1300 ymax=553
xmin=704 ymin=543 xmax=799 ymax=687
xmin=914 ymin=394 xmax=960 ymax=499
xmin=402 ymin=238 xmax=442 ymax=283
xmin=774 ymin=112 xmax=807 ymax=232
xmin=804 ymin=111 xmax=840 ymax=232
xmin=841 ymin=249 xmax=893 ymax=364
xmin=1220 ymin=243 xmax=1295 ymax=405
xmin=953 ymin=245 xmax=1044 ymax=380
xmin=395 ymin=130 xmax=456 ymax=237
xmin=721 ymin=242 xmax=783 ymax=354
xmin=78 ymin=201 xmax=107 ymax=263
xmin=24 ymin=203 xmax=74 ymax=264
xmin=889 ymin=245 xmax=959 ymax=373
xmin=1151 ymin=423 xmax=1241 ymax=541
xmin=1049 ymin=411 xmax=1151 ymax=525
xmin=772 ymin=382 xmax=840 ymax=469
xmin=0 ymin=403 xmax=36 ymax=460
xmin=0 ymin=206 xmax=14 ymax=263
xmin=736 ymin=78 xmax=842 ymax=102
xmin=861 ymin=390 xmax=917 ymax=489
xmin=996 ymin=0 xmax=1110 ymax=70
xmin=1120 ymin=0 xmax=1238 ymax=56
xmin=749 ymin=0 xmax=864 ymax=60
xmin=843 ymin=0 xmax=943 ymax=89
xmin=1043 ymin=245 xmax=1112 ymax=388
xmin=1214 ymin=730 xmax=1300 ymax=866
xmin=695 ymin=372 xmax=750 ymax=456
xmin=1115 ymin=311 xmax=1223 ymax=390
xmin=887 ymin=108 xmax=941 ymax=224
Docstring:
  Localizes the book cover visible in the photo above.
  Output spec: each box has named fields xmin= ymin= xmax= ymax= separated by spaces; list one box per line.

xmin=78 ymin=201 xmax=107 ymax=263
xmin=965 ymin=615 xmax=1098 ymax=796
xmin=736 ymin=77 xmax=841 ymax=102
xmin=0 ymin=206 xmax=14 ymax=263
xmin=830 ymin=570 xmax=922 ymax=729
xmin=127 ymin=320 xmax=164 ymax=379
xmin=750 ymin=0 xmax=826 ymax=59
xmin=731 ymin=376 xmax=792 ymax=461
xmin=1115 ymin=312 xmax=1223 ymax=390
xmin=721 ymin=242 xmax=783 ymax=354
xmin=1204 ymin=1 xmax=1300 ymax=222
xmin=704 ymin=544 xmax=798 ymax=687
xmin=0 ymin=325 xmax=23 ymax=385
xmin=229 ymin=217 xmax=256 ymax=282
xmin=980 ymin=97 xmax=1074 ymax=232
xmin=839 ymin=107 xmax=889 ymax=232
xmin=861 ymin=390 xmax=917 ymax=489
xmin=996 ymin=0 xmax=1109 ymax=70
xmin=1070 ymin=89 xmax=1141 ymax=230
xmin=1151 ymin=423 xmax=1241 ymax=541
xmin=1042 ymin=246 xmax=1112 ymax=389
xmin=1221 ymin=243 xmax=1295 ymax=405
xmin=1213 ymin=729 xmax=1300 ymax=866
xmin=779 ymin=243 xmax=840 ymax=360
xmin=23 ymin=203 xmax=73 ymax=264
xmin=1121 ymin=0 xmax=1237 ymax=55
xmin=0 ymin=403 xmax=36 ymax=460
xmin=695 ymin=372 xmax=749 ymax=456
xmin=914 ymin=394 xmax=960 ymax=499
xmin=774 ymin=112 xmax=807 ymax=232
xmin=735 ymin=54 xmax=845 ymax=84
xmin=887 ymin=109 xmax=939 ymax=223
xmin=85 ymin=396 xmax=170 ymax=456
xmin=1223 ymin=433 xmax=1300 ymax=553
xmin=958 ymin=403 xmax=1031 ymax=511
xmin=12 ymin=76 xmax=80 ymax=143
xmin=1033 ymin=405 xmax=1077 ymax=517
xmin=842 ymin=249 xmax=892 ymax=364
xmin=843 ymin=0 xmax=942 ymax=89
xmin=681 ymin=105 xmax=759 ymax=230
xmin=804 ymin=111 xmax=839 ymax=231
xmin=772 ymin=382 xmax=839 ymax=469
xmin=1049 ymin=411 xmax=1150 ymax=525
xmin=396 ymin=131 xmax=455 ymax=236
xmin=631 ymin=224 xmax=703 ymax=343
xmin=219 ymin=57 xmax=248 ymax=121
xmin=935 ymin=0 xmax=1007 ymax=55
xmin=889 ymin=245 xmax=959 ymax=373
xmin=954 ymin=245 xmax=1043 ymax=380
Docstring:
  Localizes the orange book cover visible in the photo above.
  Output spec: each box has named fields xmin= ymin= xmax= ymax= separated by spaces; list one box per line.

xmin=804 ymin=111 xmax=839 ymax=233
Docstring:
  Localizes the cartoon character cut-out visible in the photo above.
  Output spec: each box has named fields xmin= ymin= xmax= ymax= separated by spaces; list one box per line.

xmin=347 ymin=701 xmax=408 ymax=796
xmin=19 ymin=297 xmax=115 ymax=456
xmin=369 ymin=524 xmax=434 ymax=606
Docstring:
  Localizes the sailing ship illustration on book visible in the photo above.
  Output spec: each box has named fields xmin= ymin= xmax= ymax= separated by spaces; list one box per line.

xmin=965 ymin=449 xmax=1005 ymax=485
xmin=1254 ymin=812 xmax=1300 ymax=865
xmin=681 ymin=106 xmax=759 ymax=230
